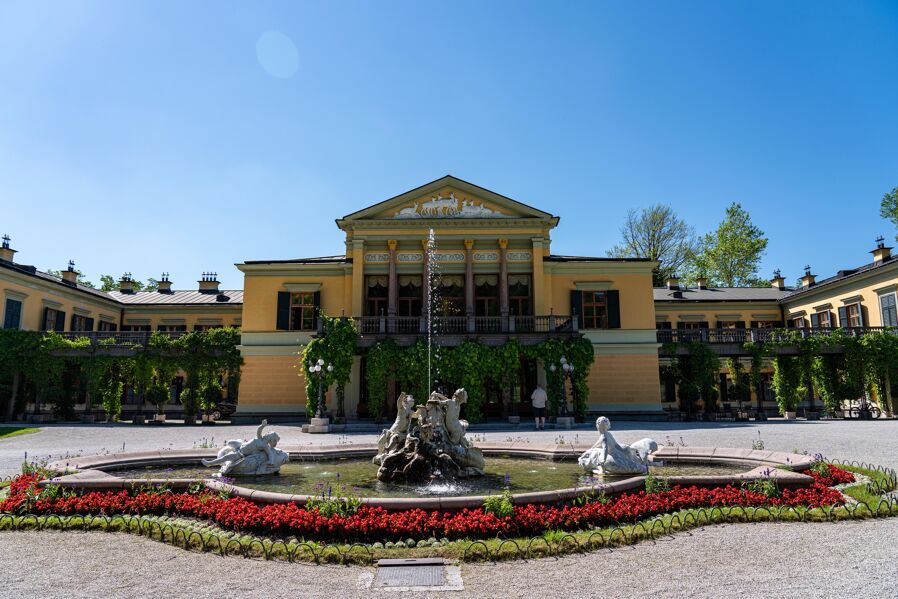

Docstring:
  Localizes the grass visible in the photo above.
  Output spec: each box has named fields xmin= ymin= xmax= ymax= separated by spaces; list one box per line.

xmin=838 ymin=465 xmax=896 ymax=505
xmin=0 ymin=427 xmax=39 ymax=440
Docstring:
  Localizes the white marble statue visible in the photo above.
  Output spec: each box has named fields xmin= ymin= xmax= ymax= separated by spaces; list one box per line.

xmin=202 ymin=420 xmax=289 ymax=476
xmin=426 ymin=388 xmax=485 ymax=473
xmin=578 ymin=416 xmax=658 ymax=475
xmin=373 ymin=393 xmax=416 ymax=465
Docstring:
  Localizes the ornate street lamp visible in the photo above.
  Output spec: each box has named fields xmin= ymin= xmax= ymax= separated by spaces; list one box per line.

xmin=549 ymin=355 xmax=574 ymax=417
xmin=310 ymin=357 xmax=333 ymax=418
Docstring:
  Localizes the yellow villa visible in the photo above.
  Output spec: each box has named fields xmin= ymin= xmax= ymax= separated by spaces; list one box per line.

xmin=235 ymin=176 xmax=662 ymax=422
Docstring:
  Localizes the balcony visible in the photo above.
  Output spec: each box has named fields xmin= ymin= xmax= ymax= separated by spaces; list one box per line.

xmin=349 ymin=315 xmax=579 ymax=347
xmin=50 ymin=331 xmax=187 ymax=356
xmin=657 ymin=326 xmax=893 ymax=356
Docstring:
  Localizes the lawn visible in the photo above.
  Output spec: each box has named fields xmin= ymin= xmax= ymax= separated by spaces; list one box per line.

xmin=0 ymin=427 xmax=39 ymax=440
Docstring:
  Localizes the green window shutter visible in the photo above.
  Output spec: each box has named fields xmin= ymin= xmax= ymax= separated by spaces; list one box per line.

xmin=570 ymin=290 xmax=583 ymax=327
xmin=313 ymin=291 xmax=322 ymax=329
xmin=810 ymin=313 xmax=819 ymax=327
xmin=606 ymin=290 xmax=620 ymax=329
xmin=735 ymin=321 xmax=745 ymax=329
xmin=70 ymin=313 xmax=77 ymax=330
xmin=276 ymin=292 xmax=290 ymax=330
xmin=699 ymin=321 xmax=709 ymax=329
xmin=837 ymin=306 xmax=848 ymax=327
xmin=86 ymin=317 xmax=94 ymax=331
xmin=677 ymin=321 xmax=686 ymax=330
xmin=55 ymin=310 xmax=66 ymax=331
xmin=750 ymin=320 xmax=758 ymax=328
xmin=715 ymin=320 xmax=722 ymax=329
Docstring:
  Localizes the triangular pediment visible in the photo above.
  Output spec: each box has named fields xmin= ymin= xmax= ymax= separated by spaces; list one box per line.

xmin=338 ymin=176 xmax=557 ymax=225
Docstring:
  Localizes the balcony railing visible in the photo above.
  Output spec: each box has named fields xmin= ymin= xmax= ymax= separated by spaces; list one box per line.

xmin=657 ymin=326 xmax=892 ymax=345
xmin=351 ymin=315 xmax=577 ymax=337
xmin=52 ymin=331 xmax=186 ymax=349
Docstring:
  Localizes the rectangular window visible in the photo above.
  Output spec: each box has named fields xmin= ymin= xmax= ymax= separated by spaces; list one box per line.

xmin=71 ymin=314 xmax=92 ymax=331
xmin=438 ymin=275 xmax=465 ymax=316
xmin=844 ymin=303 xmax=862 ymax=327
xmin=790 ymin=317 xmax=807 ymax=328
xmin=814 ymin=311 xmax=831 ymax=328
xmin=474 ymin=275 xmax=499 ymax=317
xmin=880 ymin=293 xmax=898 ymax=327
xmin=753 ymin=321 xmax=778 ymax=329
xmin=3 ymin=298 xmax=22 ymax=329
xmin=157 ymin=324 xmax=187 ymax=332
xmin=581 ymin=291 xmax=608 ymax=329
xmin=397 ymin=276 xmax=422 ymax=317
xmin=193 ymin=324 xmax=222 ymax=331
xmin=43 ymin=308 xmax=62 ymax=331
xmin=508 ymin=275 xmax=532 ymax=317
xmin=121 ymin=324 xmax=151 ymax=332
xmin=717 ymin=321 xmax=738 ymax=329
xmin=98 ymin=321 xmax=117 ymax=332
xmin=290 ymin=292 xmax=317 ymax=331
xmin=365 ymin=276 xmax=389 ymax=317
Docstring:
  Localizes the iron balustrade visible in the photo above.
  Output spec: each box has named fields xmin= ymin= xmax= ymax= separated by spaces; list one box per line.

xmin=656 ymin=326 xmax=893 ymax=345
xmin=350 ymin=315 xmax=578 ymax=336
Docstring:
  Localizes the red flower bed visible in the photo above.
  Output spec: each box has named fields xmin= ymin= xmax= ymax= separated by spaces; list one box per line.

xmin=0 ymin=468 xmax=852 ymax=543
xmin=808 ymin=463 xmax=855 ymax=487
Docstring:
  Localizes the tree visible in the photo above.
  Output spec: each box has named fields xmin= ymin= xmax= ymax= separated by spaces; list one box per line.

xmin=606 ymin=204 xmax=697 ymax=286
xmin=687 ymin=202 xmax=768 ymax=287
xmin=98 ymin=274 xmax=155 ymax=292
xmin=879 ymin=186 xmax=898 ymax=240
xmin=99 ymin=275 xmax=117 ymax=291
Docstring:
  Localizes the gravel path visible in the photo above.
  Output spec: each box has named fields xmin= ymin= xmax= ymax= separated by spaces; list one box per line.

xmin=1 ymin=520 xmax=896 ymax=598
xmin=1 ymin=419 xmax=897 ymax=597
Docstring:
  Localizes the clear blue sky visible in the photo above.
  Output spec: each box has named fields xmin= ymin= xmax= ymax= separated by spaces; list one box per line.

xmin=3 ymin=1 xmax=898 ymax=290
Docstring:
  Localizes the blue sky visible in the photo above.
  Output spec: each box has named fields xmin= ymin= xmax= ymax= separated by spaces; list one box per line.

xmin=3 ymin=1 xmax=898 ymax=289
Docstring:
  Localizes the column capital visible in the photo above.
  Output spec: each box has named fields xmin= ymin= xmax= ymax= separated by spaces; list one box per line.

xmin=351 ymin=239 xmax=366 ymax=250
xmin=464 ymin=239 xmax=475 ymax=250
xmin=498 ymin=238 xmax=508 ymax=250
xmin=531 ymin=237 xmax=545 ymax=248
xmin=387 ymin=239 xmax=398 ymax=251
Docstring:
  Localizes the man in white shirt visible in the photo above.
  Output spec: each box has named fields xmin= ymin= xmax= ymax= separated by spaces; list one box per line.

xmin=531 ymin=385 xmax=547 ymax=430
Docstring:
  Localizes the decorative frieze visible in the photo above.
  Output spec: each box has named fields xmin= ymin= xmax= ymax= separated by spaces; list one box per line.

xmin=473 ymin=252 xmax=499 ymax=262
xmin=397 ymin=252 xmax=423 ymax=263
xmin=507 ymin=251 xmax=532 ymax=262
xmin=364 ymin=253 xmax=390 ymax=263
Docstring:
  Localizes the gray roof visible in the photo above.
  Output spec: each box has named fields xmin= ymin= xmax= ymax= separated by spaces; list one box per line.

xmin=107 ymin=290 xmax=243 ymax=305
xmin=545 ymin=255 xmax=652 ymax=263
xmin=782 ymin=254 xmax=898 ymax=300
xmin=654 ymin=286 xmax=790 ymax=302
xmin=0 ymin=260 xmax=120 ymax=303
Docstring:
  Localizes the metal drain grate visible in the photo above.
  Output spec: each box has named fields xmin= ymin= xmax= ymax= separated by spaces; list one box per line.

xmin=373 ymin=558 xmax=447 ymax=589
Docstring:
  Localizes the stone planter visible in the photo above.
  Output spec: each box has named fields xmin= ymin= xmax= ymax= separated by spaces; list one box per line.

xmin=784 ymin=411 xmax=797 ymax=420
xmin=507 ymin=415 xmax=520 ymax=425
xmin=736 ymin=411 xmax=750 ymax=422
xmin=132 ymin=414 xmax=146 ymax=425
xmin=308 ymin=417 xmax=330 ymax=433
xmin=806 ymin=411 xmax=820 ymax=421
xmin=154 ymin=413 xmax=166 ymax=423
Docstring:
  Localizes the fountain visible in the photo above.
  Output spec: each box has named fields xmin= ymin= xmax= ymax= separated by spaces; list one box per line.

xmin=578 ymin=417 xmax=657 ymax=475
xmin=202 ymin=420 xmax=290 ymax=476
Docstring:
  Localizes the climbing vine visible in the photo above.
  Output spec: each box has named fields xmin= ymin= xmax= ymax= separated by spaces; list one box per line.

xmin=299 ymin=315 xmax=358 ymax=418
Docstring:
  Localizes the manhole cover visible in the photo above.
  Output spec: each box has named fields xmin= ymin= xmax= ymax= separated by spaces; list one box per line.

xmin=370 ymin=558 xmax=463 ymax=591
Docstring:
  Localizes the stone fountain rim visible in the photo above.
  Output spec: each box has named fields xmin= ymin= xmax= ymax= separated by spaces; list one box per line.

xmin=44 ymin=444 xmax=817 ymax=510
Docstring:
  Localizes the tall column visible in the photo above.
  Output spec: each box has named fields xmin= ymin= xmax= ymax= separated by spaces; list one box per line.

xmin=532 ymin=237 xmax=546 ymax=314
xmin=421 ymin=238 xmax=430 ymax=320
xmin=350 ymin=239 xmax=365 ymax=318
xmin=387 ymin=240 xmax=398 ymax=316
xmin=464 ymin=239 xmax=475 ymax=316
xmin=498 ymin=238 xmax=509 ymax=316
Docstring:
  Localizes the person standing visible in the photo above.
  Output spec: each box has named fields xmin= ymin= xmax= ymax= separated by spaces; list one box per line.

xmin=531 ymin=384 xmax=547 ymax=430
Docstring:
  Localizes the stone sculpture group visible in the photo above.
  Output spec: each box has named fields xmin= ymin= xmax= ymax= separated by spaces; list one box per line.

xmin=202 ymin=420 xmax=290 ymax=476
xmin=578 ymin=416 xmax=658 ymax=475
xmin=373 ymin=389 xmax=485 ymax=483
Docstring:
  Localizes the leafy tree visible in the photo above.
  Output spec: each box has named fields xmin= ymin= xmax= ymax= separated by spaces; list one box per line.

xmin=879 ymin=186 xmax=898 ymax=240
xmin=99 ymin=275 xmax=117 ymax=291
xmin=607 ymin=204 xmax=697 ymax=286
xmin=98 ymin=274 xmax=155 ymax=292
xmin=687 ymin=202 xmax=768 ymax=287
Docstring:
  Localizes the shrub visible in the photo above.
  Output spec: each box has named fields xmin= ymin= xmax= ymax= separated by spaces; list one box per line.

xmin=483 ymin=488 xmax=515 ymax=518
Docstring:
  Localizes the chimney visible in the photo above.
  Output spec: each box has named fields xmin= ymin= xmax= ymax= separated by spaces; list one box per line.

xmin=198 ymin=272 xmax=220 ymax=294
xmin=119 ymin=272 xmax=135 ymax=294
xmin=0 ymin=234 xmax=17 ymax=263
xmin=61 ymin=260 xmax=79 ymax=285
xmin=770 ymin=269 xmax=786 ymax=291
xmin=695 ymin=277 xmax=709 ymax=290
xmin=800 ymin=265 xmax=816 ymax=289
xmin=872 ymin=236 xmax=892 ymax=265
xmin=157 ymin=272 xmax=173 ymax=293
xmin=665 ymin=276 xmax=680 ymax=290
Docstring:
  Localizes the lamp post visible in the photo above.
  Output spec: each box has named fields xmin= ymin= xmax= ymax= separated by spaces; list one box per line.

xmin=549 ymin=356 xmax=574 ymax=417
xmin=310 ymin=357 xmax=334 ymax=419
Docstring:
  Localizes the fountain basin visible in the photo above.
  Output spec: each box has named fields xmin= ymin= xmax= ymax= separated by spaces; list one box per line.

xmin=45 ymin=443 xmax=817 ymax=510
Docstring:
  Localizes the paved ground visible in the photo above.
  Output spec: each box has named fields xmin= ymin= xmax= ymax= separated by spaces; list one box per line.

xmin=1 ymin=420 xmax=897 ymax=597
